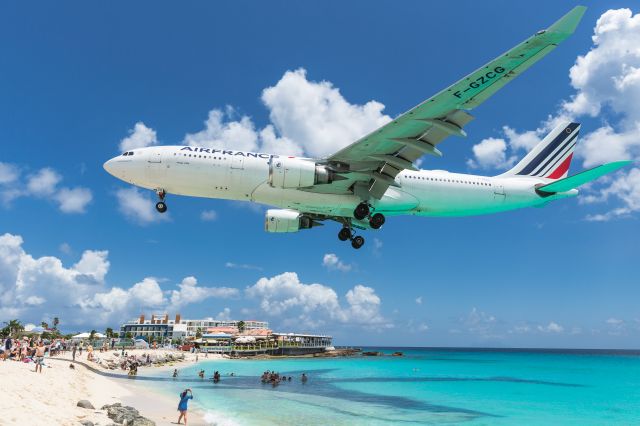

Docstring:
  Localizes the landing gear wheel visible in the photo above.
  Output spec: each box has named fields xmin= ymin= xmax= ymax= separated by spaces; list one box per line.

xmin=338 ymin=228 xmax=351 ymax=241
xmin=354 ymin=202 xmax=370 ymax=220
xmin=155 ymin=201 xmax=167 ymax=213
xmin=369 ymin=213 xmax=385 ymax=229
xmin=351 ymin=236 xmax=365 ymax=249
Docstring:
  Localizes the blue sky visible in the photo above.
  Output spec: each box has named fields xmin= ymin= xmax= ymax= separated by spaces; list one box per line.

xmin=1 ymin=1 xmax=638 ymax=348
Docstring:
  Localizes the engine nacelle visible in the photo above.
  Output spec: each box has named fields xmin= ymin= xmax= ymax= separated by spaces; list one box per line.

xmin=264 ymin=209 xmax=314 ymax=233
xmin=268 ymin=157 xmax=332 ymax=188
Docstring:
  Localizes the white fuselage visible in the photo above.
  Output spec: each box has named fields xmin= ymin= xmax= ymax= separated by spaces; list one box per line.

xmin=104 ymin=146 xmax=578 ymax=220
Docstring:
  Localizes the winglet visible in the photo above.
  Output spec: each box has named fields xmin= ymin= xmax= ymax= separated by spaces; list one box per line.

xmin=546 ymin=6 xmax=587 ymax=35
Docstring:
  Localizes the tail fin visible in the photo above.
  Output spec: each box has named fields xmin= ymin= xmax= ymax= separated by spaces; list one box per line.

xmin=500 ymin=122 xmax=580 ymax=179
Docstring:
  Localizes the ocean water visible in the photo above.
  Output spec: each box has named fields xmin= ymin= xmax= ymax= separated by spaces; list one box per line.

xmin=145 ymin=348 xmax=640 ymax=425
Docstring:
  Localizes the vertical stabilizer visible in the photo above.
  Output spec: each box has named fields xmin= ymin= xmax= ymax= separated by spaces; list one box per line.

xmin=500 ymin=122 xmax=580 ymax=180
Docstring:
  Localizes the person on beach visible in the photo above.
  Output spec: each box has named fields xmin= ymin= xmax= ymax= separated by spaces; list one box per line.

xmin=72 ymin=344 xmax=77 ymax=361
xmin=301 ymin=373 xmax=308 ymax=383
xmin=34 ymin=341 xmax=46 ymax=373
xmin=173 ymin=369 xmax=178 ymax=378
xmin=3 ymin=337 xmax=11 ymax=361
xmin=177 ymin=388 xmax=193 ymax=425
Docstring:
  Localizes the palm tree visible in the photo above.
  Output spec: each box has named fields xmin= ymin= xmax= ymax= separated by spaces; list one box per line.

xmin=89 ymin=329 xmax=96 ymax=343
xmin=53 ymin=317 xmax=60 ymax=330
xmin=4 ymin=319 xmax=24 ymax=337
xmin=41 ymin=321 xmax=49 ymax=330
xmin=105 ymin=327 xmax=114 ymax=339
xmin=195 ymin=327 xmax=203 ymax=339
xmin=237 ymin=320 xmax=245 ymax=334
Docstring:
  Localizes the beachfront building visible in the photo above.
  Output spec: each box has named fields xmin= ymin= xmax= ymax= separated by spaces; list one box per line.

xmin=199 ymin=331 xmax=333 ymax=356
xmin=118 ymin=314 xmax=268 ymax=341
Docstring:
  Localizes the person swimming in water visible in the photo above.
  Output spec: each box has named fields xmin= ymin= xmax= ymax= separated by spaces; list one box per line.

xmin=177 ymin=388 xmax=193 ymax=425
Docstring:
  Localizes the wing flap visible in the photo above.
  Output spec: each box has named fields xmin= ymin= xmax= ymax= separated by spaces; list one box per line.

xmin=537 ymin=161 xmax=632 ymax=194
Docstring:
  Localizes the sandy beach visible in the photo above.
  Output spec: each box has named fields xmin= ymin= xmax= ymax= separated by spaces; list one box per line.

xmin=0 ymin=349 xmax=211 ymax=426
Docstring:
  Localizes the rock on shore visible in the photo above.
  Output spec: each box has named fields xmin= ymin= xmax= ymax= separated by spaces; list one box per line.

xmin=101 ymin=403 xmax=156 ymax=426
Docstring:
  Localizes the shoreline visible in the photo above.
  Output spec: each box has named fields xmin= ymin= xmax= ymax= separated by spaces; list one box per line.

xmin=57 ymin=350 xmax=213 ymax=425
xmin=0 ymin=350 xmax=213 ymax=426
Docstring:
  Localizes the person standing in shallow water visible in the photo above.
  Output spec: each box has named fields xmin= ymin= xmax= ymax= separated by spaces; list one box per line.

xmin=177 ymin=388 xmax=193 ymax=425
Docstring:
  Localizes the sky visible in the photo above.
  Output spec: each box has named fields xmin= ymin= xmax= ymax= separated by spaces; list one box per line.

xmin=0 ymin=1 xmax=638 ymax=348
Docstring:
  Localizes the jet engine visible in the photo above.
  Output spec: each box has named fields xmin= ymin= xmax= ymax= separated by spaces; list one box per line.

xmin=264 ymin=209 xmax=316 ymax=233
xmin=268 ymin=157 xmax=333 ymax=188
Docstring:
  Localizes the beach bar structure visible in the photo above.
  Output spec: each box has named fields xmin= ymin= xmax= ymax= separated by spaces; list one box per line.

xmin=198 ymin=332 xmax=333 ymax=356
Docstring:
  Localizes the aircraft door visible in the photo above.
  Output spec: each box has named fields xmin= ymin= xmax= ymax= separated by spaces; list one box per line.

xmin=146 ymin=151 xmax=166 ymax=179
xmin=231 ymin=156 xmax=244 ymax=170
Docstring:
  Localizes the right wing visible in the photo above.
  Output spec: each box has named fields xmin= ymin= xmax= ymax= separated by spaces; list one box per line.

xmin=315 ymin=6 xmax=587 ymax=199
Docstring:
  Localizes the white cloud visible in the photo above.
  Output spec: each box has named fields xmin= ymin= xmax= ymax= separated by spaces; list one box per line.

xmin=115 ymin=187 xmax=168 ymax=225
xmin=0 ymin=232 xmax=241 ymax=327
xmin=59 ymin=243 xmax=72 ymax=255
xmin=0 ymin=165 xmax=92 ymax=214
xmin=200 ymin=209 xmax=218 ymax=222
xmin=168 ymin=276 xmax=238 ymax=309
xmin=461 ymin=307 xmax=497 ymax=336
xmin=466 ymin=137 xmax=514 ymax=170
xmin=216 ymin=307 xmax=232 ymax=321
xmin=322 ymin=253 xmax=352 ymax=272
xmin=261 ymin=68 xmax=391 ymax=158
xmin=119 ymin=122 xmax=158 ymax=152
xmin=538 ymin=321 xmax=564 ymax=333
xmin=81 ymin=278 xmax=166 ymax=324
xmin=245 ymin=272 xmax=389 ymax=330
xmin=182 ymin=68 xmax=390 ymax=158
xmin=415 ymin=296 xmax=422 ymax=305
xmin=418 ymin=322 xmax=429 ymax=332
xmin=0 ymin=233 xmax=110 ymax=324
xmin=225 ymin=262 xmax=263 ymax=271
xmin=0 ymin=162 xmax=19 ymax=184
xmin=27 ymin=168 xmax=61 ymax=195
xmin=184 ymin=107 xmax=260 ymax=153
xmin=606 ymin=317 xmax=624 ymax=325
xmin=55 ymin=187 xmax=92 ymax=213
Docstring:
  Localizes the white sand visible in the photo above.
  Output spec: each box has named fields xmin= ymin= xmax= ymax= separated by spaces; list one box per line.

xmin=0 ymin=350 xmax=212 ymax=425
xmin=0 ymin=357 xmax=129 ymax=425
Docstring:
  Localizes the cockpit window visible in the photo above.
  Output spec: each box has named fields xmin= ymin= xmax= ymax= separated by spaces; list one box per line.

xmin=122 ymin=151 xmax=134 ymax=156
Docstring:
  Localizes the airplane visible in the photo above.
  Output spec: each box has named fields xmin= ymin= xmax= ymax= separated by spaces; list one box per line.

xmin=104 ymin=6 xmax=631 ymax=249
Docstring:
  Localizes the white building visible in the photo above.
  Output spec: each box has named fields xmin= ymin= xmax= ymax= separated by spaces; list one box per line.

xmin=119 ymin=314 xmax=268 ymax=341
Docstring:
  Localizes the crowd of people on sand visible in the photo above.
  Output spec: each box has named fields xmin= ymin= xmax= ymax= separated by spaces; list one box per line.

xmin=1 ymin=336 xmax=64 ymax=372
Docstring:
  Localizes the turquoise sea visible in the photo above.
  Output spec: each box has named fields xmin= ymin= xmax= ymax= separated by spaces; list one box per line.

xmin=144 ymin=348 xmax=640 ymax=425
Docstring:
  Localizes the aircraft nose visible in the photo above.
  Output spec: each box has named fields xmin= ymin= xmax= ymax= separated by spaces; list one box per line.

xmin=103 ymin=158 xmax=116 ymax=176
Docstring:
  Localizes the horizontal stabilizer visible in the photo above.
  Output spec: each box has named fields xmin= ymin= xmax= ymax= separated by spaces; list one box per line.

xmin=537 ymin=161 xmax=632 ymax=194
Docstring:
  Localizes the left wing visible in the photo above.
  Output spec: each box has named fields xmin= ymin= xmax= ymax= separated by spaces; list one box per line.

xmin=316 ymin=6 xmax=586 ymax=199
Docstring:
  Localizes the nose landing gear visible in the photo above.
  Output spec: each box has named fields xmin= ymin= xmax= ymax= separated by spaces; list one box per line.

xmin=155 ymin=189 xmax=167 ymax=213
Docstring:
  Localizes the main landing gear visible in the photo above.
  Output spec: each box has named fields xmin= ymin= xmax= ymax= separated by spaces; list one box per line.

xmin=155 ymin=189 xmax=167 ymax=213
xmin=353 ymin=202 xmax=385 ymax=229
xmin=338 ymin=226 xmax=365 ymax=249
